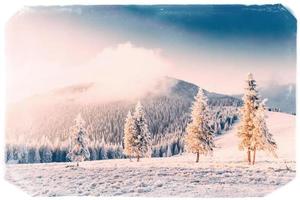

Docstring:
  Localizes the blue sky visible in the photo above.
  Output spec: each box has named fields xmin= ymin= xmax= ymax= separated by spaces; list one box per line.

xmin=58 ymin=4 xmax=296 ymax=60
xmin=6 ymin=4 xmax=296 ymax=101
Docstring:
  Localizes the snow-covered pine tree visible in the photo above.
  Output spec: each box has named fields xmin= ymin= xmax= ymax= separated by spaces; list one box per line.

xmin=173 ymin=144 xmax=179 ymax=155
xmin=167 ymin=143 xmax=173 ymax=157
xmin=41 ymin=147 xmax=52 ymax=163
xmin=40 ymin=137 xmax=53 ymax=163
xmin=89 ymin=146 xmax=97 ymax=160
xmin=99 ymin=145 xmax=107 ymax=160
xmin=123 ymin=111 xmax=135 ymax=160
xmin=98 ymin=137 xmax=107 ymax=160
xmin=67 ymin=114 xmax=90 ymax=166
xmin=238 ymin=73 xmax=261 ymax=164
xmin=34 ymin=148 xmax=41 ymax=163
xmin=224 ymin=122 xmax=229 ymax=131
xmin=6 ymin=145 xmax=14 ymax=163
xmin=185 ymin=88 xmax=214 ymax=163
xmin=251 ymin=99 xmax=277 ymax=164
xmin=214 ymin=121 xmax=221 ymax=135
xmin=131 ymin=101 xmax=151 ymax=162
xmin=17 ymin=145 xmax=29 ymax=164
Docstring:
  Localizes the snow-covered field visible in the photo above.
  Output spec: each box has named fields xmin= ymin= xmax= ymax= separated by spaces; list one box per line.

xmin=5 ymin=112 xmax=296 ymax=197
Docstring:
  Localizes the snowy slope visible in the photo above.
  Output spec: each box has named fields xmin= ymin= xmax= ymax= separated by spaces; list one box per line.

xmin=213 ymin=111 xmax=295 ymax=162
xmin=5 ymin=111 xmax=295 ymax=197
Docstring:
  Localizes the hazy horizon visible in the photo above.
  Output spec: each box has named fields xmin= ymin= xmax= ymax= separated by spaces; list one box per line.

xmin=6 ymin=4 xmax=296 ymax=103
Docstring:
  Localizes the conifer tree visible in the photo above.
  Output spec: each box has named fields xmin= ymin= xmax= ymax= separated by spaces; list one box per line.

xmin=238 ymin=73 xmax=261 ymax=164
xmin=185 ymin=88 xmax=214 ymax=163
xmin=6 ymin=145 xmax=14 ymax=163
xmin=17 ymin=145 xmax=29 ymax=164
xmin=131 ymin=101 xmax=151 ymax=162
xmin=123 ymin=111 xmax=135 ymax=160
xmin=39 ymin=136 xmax=52 ymax=163
xmin=67 ymin=114 xmax=90 ymax=166
xmin=251 ymin=99 xmax=277 ymax=164
xmin=167 ymin=144 xmax=173 ymax=157
xmin=34 ymin=148 xmax=41 ymax=163
xmin=238 ymin=73 xmax=278 ymax=165
xmin=173 ymin=144 xmax=179 ymax=155
xmin=224 ymin=122 xmax=229 ymax=131
xmin=41 ymin=147 xmax=52 ymax=163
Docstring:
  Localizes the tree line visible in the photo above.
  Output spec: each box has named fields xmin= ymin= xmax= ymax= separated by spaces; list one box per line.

xmin=7 ymin=74 xmax=276 ymax=165
xmin=123 ymin=73 xmax=277 ymax=164
xmin=5 ymin=105 xmax=238 ymax=164
xmin=65 ymin=73 xmax=277 ymax=166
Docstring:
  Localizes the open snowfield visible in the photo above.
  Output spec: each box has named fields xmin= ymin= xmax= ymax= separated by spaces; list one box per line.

xmin=5 ymin=112 xmax=296 ymax=197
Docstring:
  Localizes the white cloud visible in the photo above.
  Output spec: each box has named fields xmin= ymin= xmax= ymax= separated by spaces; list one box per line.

xmin=7 ymin=42 xmax=176 ymax=103
xmin=68 ymin=42 xmax=174 ymax=102
xmin=7 ymin=40 xmax=295 ymax=103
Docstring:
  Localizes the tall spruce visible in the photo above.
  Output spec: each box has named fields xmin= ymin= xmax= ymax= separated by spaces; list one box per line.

xmin=238 ymin=73 xmax=261 ymax=164
xmin=185 ymin=88 xmax=214 ymax=163
xmin=131 ymin=101 xmax=151 ymax=162
xmin=251 ymin=99 xmax=277 ymax=164
xmin=123 ymin=111 xmax=135 ymax=160
xmin=66 ymin=114 xmax=90 ymax=166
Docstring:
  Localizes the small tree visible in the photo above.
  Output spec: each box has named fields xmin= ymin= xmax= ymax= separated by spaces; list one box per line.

xmin=17 ymin=145 xmax=29 ymax=164
xmin=251 ymin=99 xmax=277 ymax=164
xmin=185 ymin=88 xmax=214 ymax=163
xmin=224 ymin=122 xmax=229 ymax=131
xmin=123 ymin=111 xmax=135 ymax=160
xmin=67 ymin=114 xmax=90 ymax=166
xmin=131 ymin=101 xmax=151 ymax=162
xmin=6 ymin=145 xmax=14 ymax=163
xmin=39 ymin=136 xmax=52 ymax=163
xmin=238 ymin=73 xmax=260 ymax=164
xmin=173 ymin=144 xmax=179 ymax=155
xmin=167 ymin=143 xmax=173 ymax=157
xmin=34 ymin=148 xmax=41 ymax=163
xmin=41 ymin=146 xmax=52 ymax=163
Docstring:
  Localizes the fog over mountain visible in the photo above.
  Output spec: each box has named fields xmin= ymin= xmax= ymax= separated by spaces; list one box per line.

xmin=6 ymin=77 xmax=241 ymax=146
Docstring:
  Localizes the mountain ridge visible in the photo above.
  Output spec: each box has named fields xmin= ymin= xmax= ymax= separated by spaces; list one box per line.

xmin=6 ymin=76 xmax=241 ymax=147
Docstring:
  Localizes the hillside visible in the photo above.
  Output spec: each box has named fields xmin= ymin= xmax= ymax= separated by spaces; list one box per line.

xmin=5 ymin=111 xmax=296 ymax=197
xmin=5 ymin=77 xmax=241 ymax=163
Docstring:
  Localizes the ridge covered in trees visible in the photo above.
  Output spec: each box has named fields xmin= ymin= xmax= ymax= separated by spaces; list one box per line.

xmin=5 ymin=77 xmax=242 ymax=164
